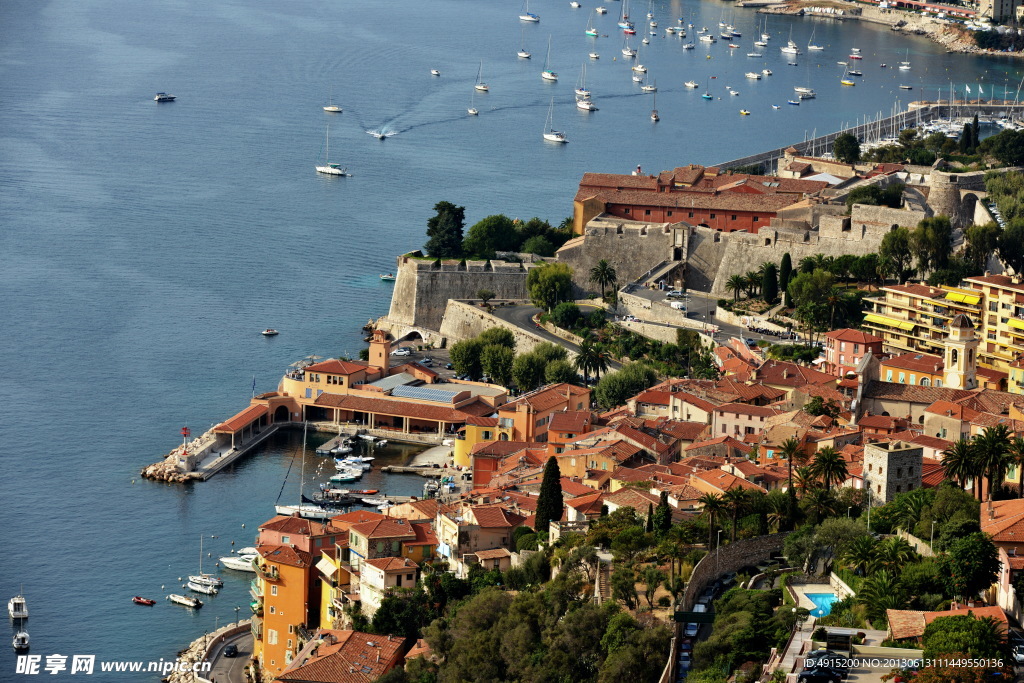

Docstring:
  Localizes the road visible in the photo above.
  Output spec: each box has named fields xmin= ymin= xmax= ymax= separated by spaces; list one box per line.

xmin=206 ymin=629 xmax=252 ymax=683
xmin=490 ymin=304 xmax=622 ymax=371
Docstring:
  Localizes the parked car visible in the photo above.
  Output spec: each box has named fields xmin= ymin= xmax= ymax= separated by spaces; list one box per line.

xmin=1014 ymin=644 xmax=1024 ymax=664
xmin=669 ymin=301 xmax=686 ymax=310
xmin=420 ymin=357 xmax=433 ymax=366
xmin=666 ymin=290 xmax=684 ymax=298
xmin=797 ymin=669 xmax=842 ymax=683
xmin=391 ymin=348 xmax=411 ymax=357
xmin=677 ymin=652 xmax=692 ymax=670
xmin=445 ymin=362 xmax=454 ymax=369
xmin=223 ymin=644 xmax=239 ymax=658
xmin=683 ymin=623 xmax=699 ymax=637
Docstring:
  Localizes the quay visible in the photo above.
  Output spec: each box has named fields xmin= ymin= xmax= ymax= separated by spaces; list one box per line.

xmin=380 ymin=465 xmax=445 ymax=476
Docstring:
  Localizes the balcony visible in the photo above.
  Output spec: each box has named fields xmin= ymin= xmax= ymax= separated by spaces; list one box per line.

xmin=255 ymin=564 xmax=281 ymax=582
xmin=251 ymin=616 xmax=263 ymax=639
xmin=250 ymin=579 xmax=263 ymax=599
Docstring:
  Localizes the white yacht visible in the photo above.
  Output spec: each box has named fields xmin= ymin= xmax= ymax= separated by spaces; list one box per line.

xmin=684 ymin=80 xmax=699 ymax=88
xmin=219 ymin=555 xmax=257 ymax=572
xmin=187 ymin=580 xmax=219 ymax=595
xmin=167 ymin=594 xmax=202 ymax=609
xmin=8 ymin=595 xmax=28 ymax=620
xmin=154 ymin=92 xmax=176 ymax=102
xmin=542 ymin=98 xmax=567 ymax=143
xmin=576 ymin=96 xmax=598 ymax=111
xmin=745 ymin=72 xmax=761 ymax=80
xmin=274 ymin=503 xmax=334 ymax=520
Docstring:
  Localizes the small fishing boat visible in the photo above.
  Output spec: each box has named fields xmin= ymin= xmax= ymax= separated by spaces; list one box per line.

xmin=154 ymin=92 xmax=176 ymax=102
xmin=899 ymin=85 xmax=913 ymax=90
xmin=762 ymin=69 xmax=772 ymax=76
xmin=745 ymin=72 xmax=761 ymax=80
xmin=13 ymin=631 xmax=29 ymax=651
xmin=772 ymin=104 xmax=781 ymax=109
xmin=167 ymin=594 xmax=202 ymax=609
xmin=596 ymin=6 xmax=607 ymax=13
xmin=379 ymin=273 xmax=396 ymax=281
xmin=570 ymin=1 xmax=581 ymax=7
xmin=360 ymin=495 xmax=392 ymax=506
xmin=589 ymin=52 xmax=600 ymax=59
xmin=262 ymin=329 xmax=279 ymax=336
xmin=787 ymin=99 xmax=800 ymax=105
xmin=728 ymin=43 xmax=740 ymax=49
xmin=430 ymin=69 xmax=441 ymax=76
xmin=684 ymin=80 xmax=699 ymax=89
xmin=132 ymin=596 xmax=157 ymax=606
xmin=187 ymin=581 xmax=219 ymax=595
xmin=740 ymin=109 xmax=750 ymax=115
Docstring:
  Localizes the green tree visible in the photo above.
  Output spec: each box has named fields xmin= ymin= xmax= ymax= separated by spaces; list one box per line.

xmin=922 ymin=614 xmax=1007 ymax=661
xmin=959 ymin=122 xmax=975 ymax=154
xmin=641 ymin=566 xmax=666 ymax=608
xmin=423 ymin=201 xmax=465 ymax=258
xmin=551 ymin=301 xmax=581 ymax=330
xmin=941 ymin=438 xmax=980 ymax=499
xmin=880 ymin=227 xmax=915 ymax=283
xmin=779 ymin=252 xmax=793 ymax=294
xmin=803 ymin=395 xmax=840 ymax=418
xmin=478 ymin=327 xmax=515 ymax=349
xmin=592 ymin=362 xmax=656 ymax=411
xmin=981 ymin=129 xmax=1024 ymax=166
xmin=533 ymin=341 xmax=568 ymax=365
xmin=841 ymin=535 xmax=878 ymax=576
xmin=480 ymin=344 xmax=514 ymax=387
xmin=521 ymin=235 xmax=555 ymax=256
xmin=964 ymin=222 xmax=1002 ymax=270
xmin=590 ymin=259 xmax=618 ymax=300
xmin=810 ymin=446 xmax=849 ymax=492
xmin=527 ymin=262 xmax=574 ymax=312
xmin=975 ymin=424 xmax=1012 ymax=503
xmin=726 ymin=274 xmax=745 ymax=301
xmin=511 ymin=352 xmax=546 ymax=392
xmin=761 ymin=262 xmax=779 ymax=304
xmin=998 ymin=219 xmax=1024 ymax=276
xmin=911 ymin=215 xmax=954 ymax=273
xmin=610 ymin=566 xmax=639 ymax=609
xmin=653 ymin=491 xmax=672 ymax=535
xmin=937 ymin=532 xmax=1000 ymax=602
xmin=462 ymin=214 xmax=518 ymax=259
xmin=600 ymin=612 xmax=641 ymax=655
xmin=535 ymin=456 xmax=564 ymax=532
xmin=476 ymin=288 xmax=495 ymax=306
xmin=833 ymin=132 xmax=861 ymax=164
xmin=545 ymin=358 xmax=577 ymax=384
xmin=448 ymin=338 xmax=483 ymax=379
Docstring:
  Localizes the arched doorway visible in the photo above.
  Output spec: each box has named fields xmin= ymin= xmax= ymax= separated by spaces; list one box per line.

xmin=274 ymin=405 xmax=290 ymax=423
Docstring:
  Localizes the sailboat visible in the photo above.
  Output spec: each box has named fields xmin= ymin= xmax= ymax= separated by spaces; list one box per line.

xmin=275 ymin=422 xmax=332 ymax=520
xmin=781 ymin=27 xmax=800 ymax=55
xmin=622 ymin=35 xmax=637 ymax=57
xmin=650 ymin=90 xmax=659 ymax=121
xmin=641 ymin=78 xmax=657 ymax=93
xmin=618 ymin=0 xmax=633 ymax=30
xmin=542 ymin=98 xmax=567 ymax=143
xmin=575 ymin=63 xmax=591 ymax=97
xmin=747 ymin=36 xmax=762 ymax=58
xmin=585 ymin=11 xmax=599 ymax=37
xmin=898 ymin=49 xmax=911 ymax=70
xmin=542 ymin=36 xmax=558 ymax=81
xmin=755 ymin=18 xmax=768 ymax=46
xmin=702 ymin=78 xmax=713 ymax=100
xmin=519 ymin=28 xmax=532 ymax=58
xmin=840 ymin=65 xmax=855 ymax=86
xmin=808 ymin=28 xmax=824 ymax=51
xmin=474 ymin=61 xmax=489 ymax=92
xmin=468 ymin=88 xmax=479 ymax=116
xmin=315 ymin=124 xmax=348 ymax=176
xmin=188 ymin=536 xmax=223 ymax=589
xmin=323 ymin=90 xmax=342 ymax=113
xmin=576 ymin=92 xmax=598 ymax=111
xmin=520 ymin=0 xmax=540 ymax=22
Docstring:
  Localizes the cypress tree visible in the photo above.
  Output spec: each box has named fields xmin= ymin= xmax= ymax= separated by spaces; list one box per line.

xmin=645 ymin=503 xmax=655 ymax=532
xmin=654 ymin=491 xmax=673 ymax=535
xmin=972 ymin=114 xmax=980 ymax=151
xmin=534 ymin=457 xmax=563 ymax=532
xmin=959 ymin=124 xmax=973 ymax=154
xmin=762 ymin=263 xmax=779 ymax=305
xmin=779 ymin=253 xmax=792 ymax=294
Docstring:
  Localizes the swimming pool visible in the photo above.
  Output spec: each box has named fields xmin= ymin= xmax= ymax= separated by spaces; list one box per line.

xmin=806 ymin=592 xmax=839 ymax=617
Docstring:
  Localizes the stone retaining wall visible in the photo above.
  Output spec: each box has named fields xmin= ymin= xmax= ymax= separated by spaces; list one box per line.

xmin=437 ymin=300 xmax=563 ymax=355
xmin=681 ymin=533 xmax=791 ymax=611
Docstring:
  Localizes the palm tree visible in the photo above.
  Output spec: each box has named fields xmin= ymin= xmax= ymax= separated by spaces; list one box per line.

xmin=698 ymin=493 xmax=725 ymax=549
xmin=841 ymin=536 xmax=878 ymax=576
xmin=810 ymin=446 xmax=848 ymax=492
xmin=1009 ymin=436 xmax=1024 ymax=498
xmin=723 ymin=487 xmax=748 ymax=542
xmin=764 ymin=490 xmax=790 ymax=533
xmin=825 ymin=288 xmax=843 ymax=328
xmin=802 ymin=487 xmax=839 ymax=520
xmin=726 ymin=274 xmax=745 ymax=301
xmin=794 ymin=466 xmax=817 ymax=495
xmin=758 ymin=261 xmax=776 ymax=276
xmin=779 ymin=437 xmax=804 ymax=499
xmin=574 ymin=337 xmax=598 ymax=384
xmin=874 ymin=537 xmax=915 ymax=573
xmin=590 ymin=260 xmax=617 ymax=301
xmin=745 ymin=270 xmax=761 ymax=297
xmin=592 ymin=343 xmax=610 ymax=381
xmin=975 ymin=424 xmax=1012 ymax=503
xmin=941 ymin=438 xmax=979 ymax=499
xmin=799 ymin=256 xmax=817 ymax=274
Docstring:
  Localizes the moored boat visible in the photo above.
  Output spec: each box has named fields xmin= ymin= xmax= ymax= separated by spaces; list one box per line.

xmin=154 ymin=92 xmax=176 ymax=102
xmin=187 ymin=580 xmax=219 ymax=595
xmin=219 ymin=555 xmax=257 ymax=572
xmin=8 ymin=594 xmax=28 ymax=620
xmin=262 ymin=329 xmax=279 ymax=336
xmin=379 ymin=273 xmax=396 ymax=281
xmin=167 ymin=594 xmax=202 ymax=609
xmin=132 ymin=596 xmax=157 ymax=606
xmin=13 ymin=631 xmax=29 ymax=651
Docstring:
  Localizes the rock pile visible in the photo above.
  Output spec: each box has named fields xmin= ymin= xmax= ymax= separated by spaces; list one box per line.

xmin=141 ymin=456 xmax=193 ymax=483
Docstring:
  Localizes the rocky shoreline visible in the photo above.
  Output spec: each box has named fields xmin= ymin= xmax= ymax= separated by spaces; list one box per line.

xmin=755 ymin=0 xmax=1022 ymax=59
xmin=141 ymin=455 xmax=196 ymax=483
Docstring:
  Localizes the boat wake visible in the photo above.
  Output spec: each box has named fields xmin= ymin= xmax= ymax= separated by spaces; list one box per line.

xmin=366 ymin=128 xmax=398 ymax=140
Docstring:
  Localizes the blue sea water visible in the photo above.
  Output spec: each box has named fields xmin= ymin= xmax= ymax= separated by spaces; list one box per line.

xmin=0 ymin=0 xmax=1021 ymax=678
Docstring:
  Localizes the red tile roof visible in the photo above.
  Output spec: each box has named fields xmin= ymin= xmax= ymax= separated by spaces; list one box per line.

xmin=363 ymin=556 xmax=419 ymax=572
xmin=350 ymin=518 xmax=418 ymax=540
xmin=501 ymin=383 xmax=590 ymax=413
xmin=470 ymin=505 xmax=528 ymax=528
xmin=214 ymin=404 xmax=268 ymax=433
xmin=981 ymin=499 xmax=1024 ymax=543
xmin=633 ymin=390 xmax=673 ymax=406
xmin=260 ymin=515 xmax=340 ymax=536
xmin=277 ymin=629 xmax=405 ymax=683
xmin=258 ymin=544 xmax=314 ymax=568
xmin=305 ymin=358 xmax=371 ymax=375
xmin=882 ymin=352 xmax=943 ymax=374
xmin=692 ymin=468 xmax=766 ymax=493
xmin=465 ymin=415 xmax=499 ymax=427
xmin=475 ymin=548 xmax=513 ymax=560
xmin=824 ymin=328 xmax=883 ymax=344
xmin=549 ymin=410 xmax=595 ymax=434
xmin=315 ymin=393 xmax=476 ymax=423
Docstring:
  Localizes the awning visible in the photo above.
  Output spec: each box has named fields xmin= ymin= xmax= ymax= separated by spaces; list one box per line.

xmin=316 ymin=556 xmax=338 ymax=579
xmin=1008 ymin=318 xmax=1024 ymax=331
xmin=943 ymin=291 xmax=980 ymax=305
xmin=864 ymin=313 xmax=915 ymax=331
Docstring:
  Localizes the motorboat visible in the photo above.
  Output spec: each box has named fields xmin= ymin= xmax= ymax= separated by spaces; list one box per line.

xmin=745 ymin=72 xmax=761 ymax=80
xmin=351 ymin=489 xmax=379 ymax=495
xmin=684 ymin=81 xmax=699 ymax=89
xmin=632 ymin=64 xmax=647 ymax=73
xmin=728 ymin=43 xmax=740 ymax=49
xmin=729 ymin=89 xmax=739 ymax=96
xmin=219 ymin=555 xmax=257 ymax=572
xmin=848 ymin=70 xmax=862 ymax=76
xmin=358 ymin=434 xmax=378 ymax=441
xmin=682 ymin=42 xmax=694 ymax=49
xmin=698 ymin=35 xmax=715 ymax=43
xmin=740 ymin=109 xmax=750 ymax=115
xmin=589 ymin=52 xmax=600 ymax=59
xmin=771 ymin=104 xmax=781 ymax=109
xmin=323 ymin=104 xmax=342 ymax=113
xmin=372 ymin=132 xmax=387 ymax=140
xmin=379 ymin=273 xmax=396 ymax=281
xmin=787 ymin=99 xmax=800 ymax=105
xmin=798 ymin=91 xmax=815 ymax=99
xmin=596 ymin=6 xmax=607 ymax=13
xmin=261 ymin=329 xmax=279 ymax=336
xmin=747 ymin=52 xmax=762 ymax=58
xmin=187 ymin=580 xmax=219 ymax=595
xmin=154 ymin=92 xmax=175 ymax=102
xmin=360 ymin=496 xmax=392 ymax=506
xmin=167 ymin=594 xmax=202 ymax=609
xmin=430 ymin=69 xmax=441 ymax=76
xmin=762 ymin=69 xmax=772 ymax=75
xmin=274 ymin=503 xmax=333 ymax=520
xmin=849 ymin=53 xmax=863 ymax=60
xmin=632 ymin=73 xmax=644 ymax=83
xmin=8 ymin=594 xmax=28 ymax=620
xmin=642 ymin=37 xmax=649 ymax=44
xmin=641 ymin=81 xmax=657 ymax=93
xmin=899 ymin=85 xmax=913 ymax=90
xmin=236 ymin=546 xmax=258 ymax=556
xmin=330 ymin=470 xmax=359 ymax=483
xmin=13 ymin=631 xmax=29 ymax=651
xmin=132 ymin=596 xmax=156 ymax=606
xmin=570 ymin=1 xmax=581 ymax=6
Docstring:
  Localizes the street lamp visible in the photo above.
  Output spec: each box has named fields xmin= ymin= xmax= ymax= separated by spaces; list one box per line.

xmin=930 ymin=520 xmax=937 ymax=549
xmin=716 ymin=529 xmax=724 ymax=573
xmin=235 ymin=605 xmax=241 ymax=627
xmin=847 ymin=506 xmax=852 ymax=519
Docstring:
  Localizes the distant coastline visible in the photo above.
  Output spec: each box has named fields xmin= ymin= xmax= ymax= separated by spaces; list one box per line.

xmin=753 ymin=0 xmax=1024 ymax=59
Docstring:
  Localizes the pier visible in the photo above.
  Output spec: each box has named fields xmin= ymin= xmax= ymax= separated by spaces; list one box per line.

xmin=713 ymin=100 xmax=1024 ymax=173
xmin=380 ymin=465 xmax=446 ymax=477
